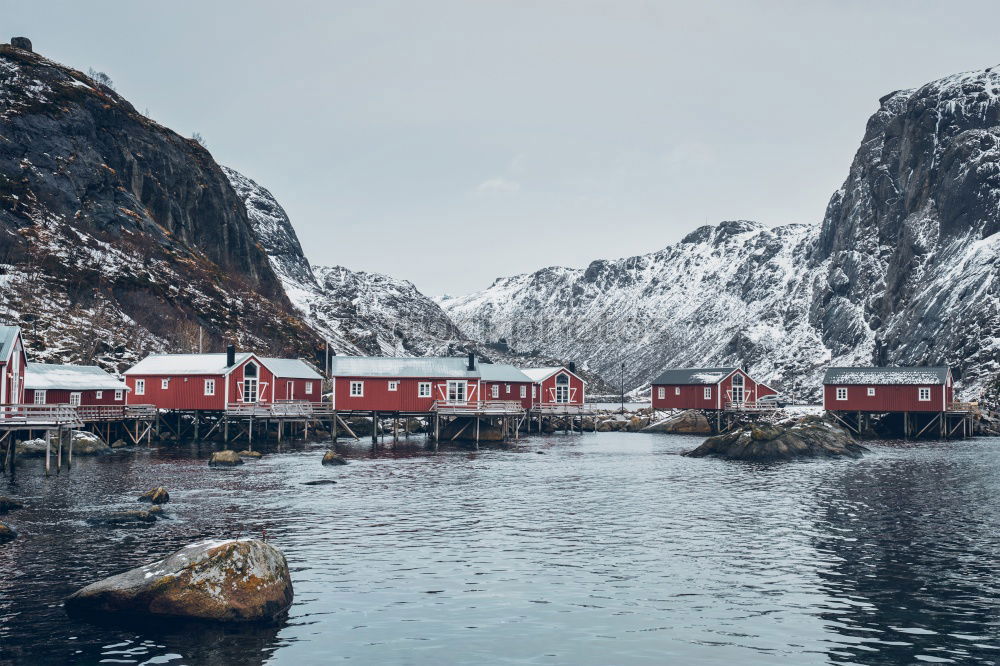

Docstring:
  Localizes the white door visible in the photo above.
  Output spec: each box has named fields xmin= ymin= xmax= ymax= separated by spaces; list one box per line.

xmin=447 ymin=380 xmax=467 ymax=404
xmin=731 ymin=374 xmax=745 ymax=404
xmin=555 ymin=373 xmax=570 ymax=403
xmin=287 ymin=382 xmax=294 ymax=400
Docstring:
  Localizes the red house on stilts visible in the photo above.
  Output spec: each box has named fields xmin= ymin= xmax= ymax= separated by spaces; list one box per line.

xmin=0 ymin=326 xmax=26 ymax=406
xmin=25 ymin=363 xmax=129 ymax=406
xmin=328 ymin=354 xmax=482 ymax=413
xmin=650 ymin=367 xmax=776 ymax=411
xmin=522 ymin=366 xmax=586 ymax=408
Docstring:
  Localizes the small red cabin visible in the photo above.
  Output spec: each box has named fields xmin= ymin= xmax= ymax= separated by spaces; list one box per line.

xmin=0 ymin=325 xmax=26 ymax=405
xmin=25 ymin=363 xmax=129 ymax=406
xmin=822 ymin=367 xmax=954 ymax=413
xmin=523 ymin=366 xmax=586 ymax=407
xmin=479 ymin=363 xmax=534 ymax=409
xmin=650 ymin=367 xmax=776 ymax=411
xmin=124 ymin=349 xmax=321 ymax=411
xmin=329 ymin=355 xmax=481 ymax=413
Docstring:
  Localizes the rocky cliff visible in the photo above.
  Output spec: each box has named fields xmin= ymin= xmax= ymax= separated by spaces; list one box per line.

xmin=443 ymin=65 xmax=1000 ymax=399
xmin=0 ymin=42 xmax=321 ymax=370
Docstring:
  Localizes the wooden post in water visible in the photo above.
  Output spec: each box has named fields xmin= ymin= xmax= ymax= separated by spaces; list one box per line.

xmin=475 ymin=416 xmax=480 ymax=451
xmin=56 ymin=426 xmax=63 ymax=473
xmin=372 ymin=412 xmax=378 ymax=446
xmin=68 ymin=427 xmax=74 ymax=467
xmin=44 ymin=430 xmax=51 ymax=476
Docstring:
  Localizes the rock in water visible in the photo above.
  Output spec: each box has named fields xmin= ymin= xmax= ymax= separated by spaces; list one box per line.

xmin=0 ymin=521 xmax=17 ymax=543
xmin=684 ymin=415 xmax=866 ymax=461
xmin=64 ymin=538 xmax=293 ymax=622
xmin=86 ymin=510 xmax=159 ymax=527
xmin=16 ymin=430 xmax=110 ymax=457
xmin=0 ymin=496 xmax=24 ymax=514
xmin=138 ymin=487 xmax=170 ymax=504
xmin=238 ymin=450 xmax=263 ymax=459
xmin=321 ymin=451 xmax=348 ymax=466
xmin=643 ymin=410 xmax=713 ymax=434
xmin=209 ymin=450 xmax=243 ymax=466
xmin=302 ymin=480 xmax=337 ymax=486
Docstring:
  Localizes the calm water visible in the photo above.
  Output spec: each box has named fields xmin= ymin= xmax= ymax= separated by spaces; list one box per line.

xmin=2 ymin=433 xmax=1000 ymax=665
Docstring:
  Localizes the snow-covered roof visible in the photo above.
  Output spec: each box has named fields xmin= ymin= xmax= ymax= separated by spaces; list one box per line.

xmin=522 ymin=366 xmax=583 ymax=384
xmin=25 ymin=363 xmax=128 ymax=391
xmin=0 ymin=326 xmax=20 ymax=363
xmin=478 ymin=363 xmax=532 ymax=383
xmin=125 ymin=353 xmax=256 ymax=376
xmin=329 ymin=356 xmax=478 ymax=378
xmin=823 ymin=367 xmax=950 ymax=386
xmin=651 ymin=367 xmax=738 ymax=385
xmin=260 ymin=357 xmax=322 ymax=380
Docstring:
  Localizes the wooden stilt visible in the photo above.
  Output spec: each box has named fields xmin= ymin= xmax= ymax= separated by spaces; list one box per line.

xmin=56 ymin=426 xmax=63 ymax=472
xmin=44 ymin=430 xmax=51 ymax=476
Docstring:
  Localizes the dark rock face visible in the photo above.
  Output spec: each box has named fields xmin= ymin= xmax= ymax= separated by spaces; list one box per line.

xmin=10 ymin=37 xmax=31 ymax=52
xmin=64 ymin=538 xmax=293 ymax=622
xmin=643 ymin=410 xmax=713 ymax=434
xmin=684 ymin=415 xmax=866 ymax=461
xmin=444 ymin=65 xmax=1000 ymax=399
xmin=321 ymin=451 xmax=348 ymax=466
xmin=0 ymin=521 xmax=17 ymax=542
xmin=0 ymin=45 xmax=322 ymax=371
xmin=0 ymin=496 xmax=24 ymax=514
xmin=86 ymin=510 xmax=160 ymax=526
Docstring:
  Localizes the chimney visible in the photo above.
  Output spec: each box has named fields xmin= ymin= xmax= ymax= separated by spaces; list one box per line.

xmin=467 ymin=352 xmax=475 ymax=371
xmin=569 ymin=361 xmax=576 ymax=374
xmin=226 ymin=344 xmax=236 ymax=367
xmin=10 ymin=37 xmax=32 ymax=52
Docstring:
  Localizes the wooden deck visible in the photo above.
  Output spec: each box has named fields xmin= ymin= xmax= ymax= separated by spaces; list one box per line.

xmin=0 ymin=404 xmax=84 ymax=429
xmin=432 ymin=400 xmax=526 ymax=416
xmin=723 ymin=401 xmax=779 ymax=412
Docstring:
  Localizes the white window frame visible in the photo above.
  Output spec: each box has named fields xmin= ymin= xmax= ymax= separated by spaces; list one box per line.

xmin=918 ymin=387 xmax=931 ymax=401
xmin=69 ymin=392 xmax=81 ymax=407
xmin=867 ymin=387 xmax=875 ymax=397
xmin=204 ymin=379 xmax=216 ymax=396
xmin=491 ymin=384 xmax=499 ymax=399
xmin=418 ymin=382 xmax=431 ymax=398
xmin=446 ymin=380 xmax=467 ymax=404
xmin=135 ymin=379 xmax=145 ymax=395
xmin=161 ymin=378 xmax=169 ymax=390
xmin=350 ymin=381 xmax=364 ymax=397
xmin=95 ymin=391 xmax=103 ymax=400
xmin=33 ymin=389 xmax=46 ymax=404
xmin=657 ymin=387 xmax=665 ymax=399
xmin=520 ymin=385 xmax=526 ymax=399
xmin=531 ymin=385 xmax=537 ymax=398
xmin=703 ymin=387 xmax=712 ymax=400
xmin=305 ymin=382 xmax=313 ymax=395
xmin=505 ymin=384 xmax=511 ymax=394
xmin=675 ymin=387 xmax=681 ymax=395
xmin=836 ymin=387 xmax=848 ymax=401
xmin=388 ymin=381 xmax=398 ymax=392
xmin=114 ymin=389 xmax=123 ymax=401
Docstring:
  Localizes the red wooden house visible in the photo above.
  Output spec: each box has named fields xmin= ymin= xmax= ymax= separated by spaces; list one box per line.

xmin=822 ymin=367 xmax=954 ymax=413
xmin=329 ymin=354 xmax=481 ymax=413
xmin=0 ymin=325 xmax=26 ymax=405
xmin=124 ymin=346 xmax=322 ymax=411
xmin=25 ymin=363 xmax=129 ymax=406
xmin=523 ymin=366 xmax=586 ymax=407
xmin=650 ymin=367 xmax=776 ymax=411
xmin=479 ymin=362 xmax=534 ymax=408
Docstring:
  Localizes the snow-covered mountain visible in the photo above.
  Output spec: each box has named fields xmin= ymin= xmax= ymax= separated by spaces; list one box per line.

xmin=224 ymin=166 xmax=472 ymax=358
xmin=443 ymin=65 xmax=1000 ymax=399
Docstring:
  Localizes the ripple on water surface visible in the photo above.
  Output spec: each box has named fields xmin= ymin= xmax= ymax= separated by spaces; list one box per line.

xmin=1 ymin=433 xmax=1000 ymax=665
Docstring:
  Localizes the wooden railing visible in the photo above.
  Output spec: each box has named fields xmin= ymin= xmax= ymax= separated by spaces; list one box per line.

xmin=948 ymin=401 xmax=978 ymax=413
xmin=75 ymin=404 xmax=158 ymax=422
xmin=531 ymin=403 xmax=590 ymax=414
xmin=432 ymin=400 xmax=525 ymax=414
xmin=226 ymin=401 xmax=336 ymax=419
xmin=0 ymin=404 xmax=84 ymax=427
xmin=724 ymin=401 xmax=779 ymax=412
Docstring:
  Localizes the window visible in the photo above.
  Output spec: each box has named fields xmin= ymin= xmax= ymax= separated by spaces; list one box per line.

xmin=95 ymin=391 xmax=103 ymax=400
xmin=520 ymin=385 xmax=526 ymax=398
xmin=418 ymin=382 xmax=431 ymax=398
xmin=69 ymin=392 xmax=81 ymax=407
xmin=161 ymin=378 xmax=169 ymax=390
xmin=114 ymin=389 xmax=123 ymax=401
xmin=350 ymin=381 xmax=364 ymax=397
xmin=657 ymin=387 xmax=665 ymax=399
xmin=33 ymin=389 xmax=46 ymax=404
xmin=305 ymin=382 xmax=313 ymax=395
xmin=243 ymin=363 xmax=259 ymax=403
xmin=388 ymin=381 xmax=398 ymax=392
xmin=204 ymin=379 xmax=216 ymax=396
xmin=447 ymin=380 xmax=467 ymax=403
xmin=555 ymin=373 xmax=570 ymax=403
xmin=135 ymin=379 xmax=145 ymax=395
xmin=703 ymin=387 xmax=712 ymax=400
xmin=531 ymin=385 xmax=537 ymax=398
xmin=505 ymin=384 xmax=511 ymax=394
xmin=491 ymin=385 xmax=499 ymax=398
xmin=918 ymin=387 xmax=931 ymax=401
xmin=867 ymin=387 xmax=875 ymax=397
xmin=675 ymin=387 xmax=681 ymax=395
xmin=836 ymin=387 xmax=848 ymax=401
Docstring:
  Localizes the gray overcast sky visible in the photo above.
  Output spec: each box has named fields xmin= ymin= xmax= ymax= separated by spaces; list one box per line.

xmin=6 ymin=1 xmax=1000 ymax=295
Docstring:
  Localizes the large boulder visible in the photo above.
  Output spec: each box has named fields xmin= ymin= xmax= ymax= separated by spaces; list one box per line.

xmin=0 ymin=521 xmax=17 ymax=543
xmin=16 ymin=430 xmax=109 ymax=457
xmin=643 ymin=410 xmax=713 ymax=434
xmin=684 ymin=415 xmax=866 ymax=461
xmin=138 ymin=487 xmax=170 ymax=504
xmin=321 ymin=451 xmax=348 ymax=466
xmin=0 ymin=496 xmax=24 ymax=514
xmin=64 ymin=538 xmax=293 ymax=622
xmin=209 ymin=450 xmax=243 ymax=467
xmin=238 ymin=450 xmax=263 ymax=459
